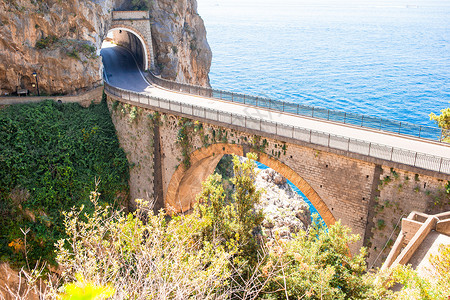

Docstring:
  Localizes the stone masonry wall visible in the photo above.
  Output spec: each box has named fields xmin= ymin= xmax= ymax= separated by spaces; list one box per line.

xmin=107 ymin=98 xmax=156 ymax=210
xmin=365 ymin=167 xmax=450 ymax=269
xmin=111 ymin=16 xmax=155 ymax=70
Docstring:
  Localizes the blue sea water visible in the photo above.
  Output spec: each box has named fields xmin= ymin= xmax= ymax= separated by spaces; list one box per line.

xmin=197 ymin=0 xmax=450 ymax=220
xmin=197 ymin=0 xmax=450 ymax=127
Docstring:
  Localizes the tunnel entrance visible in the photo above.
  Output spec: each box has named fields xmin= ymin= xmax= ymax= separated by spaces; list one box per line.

xmin=102 ymin=28 xmax=148 ymax=70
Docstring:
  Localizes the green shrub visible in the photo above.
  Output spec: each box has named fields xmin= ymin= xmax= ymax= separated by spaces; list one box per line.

xmin=67 ymin=49 xmax=80 ymax=59
xmin=35 ymin=35 xmax=58 ymax=49
xmin=260 ymin=218 xmax=377 ymax=300
xmin=0 ymin=100 xmax=129 ymax=267
xmin=130 ymin=0 xmax=148 ymax=10
xmin=195 ymin=153 xmax=264 ymax=265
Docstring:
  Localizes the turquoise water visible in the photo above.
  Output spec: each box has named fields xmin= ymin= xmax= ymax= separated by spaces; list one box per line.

xmin=197 ymin=0 xmax=450 ymax=127
xmin=197 ymin=0 xmax=450 ymax=220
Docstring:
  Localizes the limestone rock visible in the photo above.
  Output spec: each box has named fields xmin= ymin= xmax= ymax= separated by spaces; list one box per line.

xmin=0 ymin=0 xmax=212 ymax=95
xmin=150 ymin=0 xmax=212 ymax=87
xmin=0 ymin=0 xmax=118 ymax=95
xmin=255 ymin=168 xmax=311 ymax=240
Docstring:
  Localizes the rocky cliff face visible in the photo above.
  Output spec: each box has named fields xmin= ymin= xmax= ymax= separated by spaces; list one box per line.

xmin=149 ymin=0 xmax=212 ymax=87
xmin=0 ymin=0 xmax=212 ymax=95
xmin=0 ymin=0 xmax=116 ymax=96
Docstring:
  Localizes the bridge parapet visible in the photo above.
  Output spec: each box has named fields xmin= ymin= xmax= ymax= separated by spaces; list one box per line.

xmin=104 ymin=82 xmax=450 ymax=177
xmin=112 ymin=10 xmax=149 ymax=20
xmin=147 ymin=72 xmax=446 ymax=142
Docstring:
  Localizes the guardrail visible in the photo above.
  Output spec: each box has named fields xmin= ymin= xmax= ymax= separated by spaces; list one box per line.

xmin=105 ymin=82 xmax=450 ymax=175
xmin=146 ymin=72 xmax=447 ymax=142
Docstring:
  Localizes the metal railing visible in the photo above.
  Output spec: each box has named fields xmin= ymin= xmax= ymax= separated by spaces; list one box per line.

xmin=105 ymin=82 xmax=450 ymax=175
xmin=146 ymin=72 xmax=447 ymax=142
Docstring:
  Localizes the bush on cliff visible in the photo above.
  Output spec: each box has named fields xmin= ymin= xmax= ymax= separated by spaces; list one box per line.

xmin=0 ymin=99 xmax=129 ymax=267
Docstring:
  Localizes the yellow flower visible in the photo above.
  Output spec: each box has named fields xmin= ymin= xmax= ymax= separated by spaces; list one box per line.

xmin=8 ymin=238 xmax=24 ymax=253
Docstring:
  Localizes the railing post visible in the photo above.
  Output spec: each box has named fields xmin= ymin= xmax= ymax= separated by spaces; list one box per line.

xmin=312 ymin=107 xmax=314 ymax=117
xmin=292 ymin=126 xmax=294 ymax=138
xmin=327 ymin=110 xmax=330 ymax=120
xmin=368 ymin=143 xmax=371 ymax=156
xmin=297 ymin=104 xmax=299 ymax=115
xmin=439 ymin=157 xmax=443 ymax=173
xmin=283 ymin=102 xmax=285 ymax=112
xmin=328 ymin=134 xmax=330 ymax=147
xmin=418 ymin=126 xmax=422 ymax=138
xmin=344 ymin=112 xmax=347 ymax=123
xmin=309 ymin=130 xmax=312 ymax=143
xmin=379 ymin=118 xmax=382 ymax=129
xmin=390 ymin=147 xmax=394 ymax=161
xmin=232 ymin=93 xmax=234 ymax=102
xmin=398 ymin=122 xmax=402 ymax=134
xmin=243 ymin=94 xmax=246 ymax=104
xmin=414 ymin=152 xmax=418 ymax=166
xmin=361 ymin=116 xmax=364 ymax=127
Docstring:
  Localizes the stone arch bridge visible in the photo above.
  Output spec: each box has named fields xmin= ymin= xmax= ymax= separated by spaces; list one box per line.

xmin=104 ymin=81 xmax=450 ymax=260
xmin=100 ymin=17 xmax=450 ymax=264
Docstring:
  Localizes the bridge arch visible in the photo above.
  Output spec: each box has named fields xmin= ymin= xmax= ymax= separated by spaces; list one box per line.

xmin=165 ymin=143 xmax=337 ymax=227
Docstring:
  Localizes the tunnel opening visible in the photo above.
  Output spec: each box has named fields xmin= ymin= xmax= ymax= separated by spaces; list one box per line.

xmin=101 ymin=28 xmax=148 ymax=71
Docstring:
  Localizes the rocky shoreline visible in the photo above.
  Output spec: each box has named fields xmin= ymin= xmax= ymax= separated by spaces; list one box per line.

xmin=216 ymin=155 xmax=311 ymax=240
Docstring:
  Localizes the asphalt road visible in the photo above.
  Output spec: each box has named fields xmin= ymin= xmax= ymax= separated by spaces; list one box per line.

xmin=101 ymin=43 xmax=450 ymax=160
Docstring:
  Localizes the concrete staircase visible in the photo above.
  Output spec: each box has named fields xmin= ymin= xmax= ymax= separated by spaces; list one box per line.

xmin=381 ymin=211 xmax=450 ymax=275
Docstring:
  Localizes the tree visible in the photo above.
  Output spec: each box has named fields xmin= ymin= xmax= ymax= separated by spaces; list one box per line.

xmin=430 ymin=104 xmax=450 ymax=142
xmin=260 ymin=217 xmax=379 ymax=300
xmin=195 ymin=153 xmax=264 ymax=265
